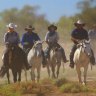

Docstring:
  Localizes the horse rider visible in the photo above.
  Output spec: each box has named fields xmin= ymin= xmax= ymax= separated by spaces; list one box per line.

xmin=69 ymin=20 xmax=96 ymax=68
xmin=3 ymin=23 xmax=31 ymax=70
xmin=88 ymin=24 xmax=96 ymax=40
xmin=45 ymin=24 xmax=68 ymax=63
xmin=21 ymin=25 xmax=46 ymax=67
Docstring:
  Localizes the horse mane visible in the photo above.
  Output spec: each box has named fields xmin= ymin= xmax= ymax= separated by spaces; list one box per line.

xmin=32 ymin=41 xmax=42 ymax=49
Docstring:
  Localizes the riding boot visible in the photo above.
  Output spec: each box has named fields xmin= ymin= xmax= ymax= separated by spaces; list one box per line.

xmin=90 ymin=49 xmax=96 ymax=65
xmin=69 ymin=45 xmax=77 ymax=68
xmin=45 ymin=47 xmax=51 ymax=58
xmin=60 ymin=48 xmax=68 ymax=63
xmin=42 ymin=50 xmax=47 ymax=68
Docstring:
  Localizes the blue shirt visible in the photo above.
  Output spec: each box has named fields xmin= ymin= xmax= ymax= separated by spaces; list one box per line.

xmin=71 ymin=28 xmax=89 ymax=40
xmin=21 ymin=32 xmax=40 ymax=48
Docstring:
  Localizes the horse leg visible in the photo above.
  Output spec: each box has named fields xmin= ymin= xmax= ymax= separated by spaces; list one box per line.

xmin=37 ymin=67 xmax=41 ymax=82
xmin=56 ymin=63 xmax=61 ymax=78
xmin=18 ymin=70 xmax=21 ymax=82
xmin=12 ymin=70 xmax=17 ymax=83
xmin=83 ymin=66 xmax=88 ymax=85
xmin=51 ymin=63 xmax=56 ymax=79
xmin=30 ymin=68 xmax=35 ymax=81
xmin=47 ymin=64 xmax=50 ymax=77
xmin=24 ymin=68 xmax=27 ymax=82
xmin=6 ymin=69 xmax=10 ymax=84
xmin=76 ymin=66 xmax=82 ymax=84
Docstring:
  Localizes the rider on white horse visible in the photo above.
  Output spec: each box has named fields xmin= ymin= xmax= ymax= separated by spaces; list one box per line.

xmin=21 ymin=25 xmax=46 ymax=67
xmin=69 ymin=20 xmax=96 ymax=68
xmin=45 ymin=24 xmax=68 ymax=63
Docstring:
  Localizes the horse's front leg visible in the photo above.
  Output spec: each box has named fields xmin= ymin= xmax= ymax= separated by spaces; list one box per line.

xmin=37 ymin=66 xmax=41 ymax=82
xmin=56 ymin=62 xmax=61 ymax=78
xmin=51 ymin=63 xmax=56 ymax=79
xmin=24 ymin=68 xmax=27 ymax=82
xmin=12 ymin=69 xmax=17 ymax=83
xmin=76 ymin=66 xmax=82 ymax=84
xmin=83 ymin=66 xmax=88 ymax=85
xmin=30 ymin=68 xmax=35 ymax=81
xmin=18 ymin=70 xmax=21 ymax=82
xmin=46 ymin=63 xmax=50 ymax=77
xmin=6 ymin=69 xmax=10 ymax=84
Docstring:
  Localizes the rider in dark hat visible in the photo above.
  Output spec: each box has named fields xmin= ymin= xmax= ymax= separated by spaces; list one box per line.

xmin=21 ymin=25 xmax=46 ymax=67
xmin=70 ymin=20 xmax=95 ymax=68
xmin=45 ymin=24 xmax=68 ymax=63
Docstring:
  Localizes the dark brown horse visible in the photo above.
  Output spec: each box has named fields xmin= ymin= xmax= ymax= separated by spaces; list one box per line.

xmin=0 ymin=44 xmax=26 ymax=83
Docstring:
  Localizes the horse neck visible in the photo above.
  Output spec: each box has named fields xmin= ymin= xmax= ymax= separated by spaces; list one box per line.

xmin=33 ymin=47 xmax=42 ymax=57
xmin=78 ymin=46 xmax=86 ymax=58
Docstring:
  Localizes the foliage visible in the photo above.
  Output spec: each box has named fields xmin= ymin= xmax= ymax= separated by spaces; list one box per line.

xmin=76 ymin=0 xmax=96 ymax=29
xmin=0 ymin=5 xmax=49 ymax=43
xmin=60 ymin=83 xmax=89 ymax=93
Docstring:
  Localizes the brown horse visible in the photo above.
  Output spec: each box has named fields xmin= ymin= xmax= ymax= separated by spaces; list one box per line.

xmin=0 ymin=45 xmax=26 ymax=83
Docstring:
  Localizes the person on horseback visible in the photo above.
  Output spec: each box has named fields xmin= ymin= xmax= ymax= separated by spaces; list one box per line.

xmin=21 ymin=25 xmax=46 ymax=67
xmin=3 ymin=23 xmax=31 ymax=70
xmin=89 ymin=24 xmax=96 ymax=40
xmin=45 ymin=24 xmax=68 ymax=63
xmin=69 ymin=20 xmax=95 ymax=68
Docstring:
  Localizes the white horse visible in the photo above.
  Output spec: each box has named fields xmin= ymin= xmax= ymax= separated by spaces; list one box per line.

xmin=27 ymin=41 xmax=43 ymax=82
xmin=46 ymin=47 xmax=62 ymax=78
xmin=74 ymin=40 xmax=91 ymax=85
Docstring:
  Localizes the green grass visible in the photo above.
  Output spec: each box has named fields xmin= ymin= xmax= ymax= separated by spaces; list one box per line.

xmin=60 ymin=83 xmax=89 ymax=93
xmin=0 ymin=78 xmax=96 ymax=96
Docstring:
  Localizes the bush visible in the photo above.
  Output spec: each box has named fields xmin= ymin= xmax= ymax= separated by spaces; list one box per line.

xmin=60 ymin=83 xmax=89 ymax=93
xmin=55 ymin=78 xmax=69 ymax=87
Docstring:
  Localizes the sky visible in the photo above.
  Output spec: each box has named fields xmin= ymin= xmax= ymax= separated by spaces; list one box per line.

xmin=0 ymin=0 xmax=82 ymax=22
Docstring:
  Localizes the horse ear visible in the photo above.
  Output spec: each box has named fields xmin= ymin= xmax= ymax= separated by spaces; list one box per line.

xmin=33 ymin=40 xmax=37 ymax=44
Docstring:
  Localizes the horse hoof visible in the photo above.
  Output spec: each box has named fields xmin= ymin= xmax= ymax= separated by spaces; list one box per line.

xmin=82 ymin=82 xmax=86 ymax=86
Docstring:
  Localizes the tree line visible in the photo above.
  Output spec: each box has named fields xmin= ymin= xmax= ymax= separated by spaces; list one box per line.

xmin=0 ymin=0 xmax=96 ymax=43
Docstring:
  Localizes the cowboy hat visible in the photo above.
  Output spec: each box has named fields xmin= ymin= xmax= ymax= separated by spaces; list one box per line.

xmin=74 ymin=20 xmax=85 ymax=26
xmin=6 ymin=23 xmax=17 ymax=29
xmin=48 ymin=24 xmax=57 ymax=30
xmin=25 ymin=25 xmax=35 ymax=30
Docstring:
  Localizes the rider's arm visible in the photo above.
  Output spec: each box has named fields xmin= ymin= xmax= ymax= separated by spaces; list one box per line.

xmin=45 ymin=32 xmax=49 ymax=43
xmin=56 ymin=32 xmax=59 ymax=42
xmin=4 ymin=32 xmax=10 ymax=45
xmin=84 ymin=30 xmax=89 ymax=40
xmin=21 ymin=34 xmax=27 ymax=46
xmin=71 ymin=37 xmax=79 ymax=43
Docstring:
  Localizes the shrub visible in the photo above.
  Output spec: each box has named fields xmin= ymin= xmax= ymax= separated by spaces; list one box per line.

xmin=55 ymin=78 xmax=69 ymax=87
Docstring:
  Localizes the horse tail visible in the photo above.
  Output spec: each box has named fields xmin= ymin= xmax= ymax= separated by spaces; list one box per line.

xmin=0 ymin=66 xmax=8 ymax=78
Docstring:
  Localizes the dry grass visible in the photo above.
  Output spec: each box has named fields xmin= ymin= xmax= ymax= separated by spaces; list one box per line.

xmin=0 ymin=43 xmax=96 ymax=96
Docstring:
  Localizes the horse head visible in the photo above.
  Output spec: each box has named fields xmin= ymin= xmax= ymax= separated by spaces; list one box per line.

xmin=77 ymin=40 xmax=92 ymax=57
xmin=33 ymin=41 xmax=43 ymax=57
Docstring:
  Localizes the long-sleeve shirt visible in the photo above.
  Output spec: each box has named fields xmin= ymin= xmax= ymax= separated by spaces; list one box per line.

xmin=71 ymin=28 xmax=89 ymax=40
xmin=45 ymin=31 xmax=59 ymax=44
xmin=21 ymin=32 xmax=40 ymax=48
xmin=4 ymin=31 xmax=20 ymax=45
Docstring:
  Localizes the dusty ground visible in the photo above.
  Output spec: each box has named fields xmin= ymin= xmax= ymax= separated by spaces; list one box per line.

xmin=0 ymin=43 xmax=96 ymax=96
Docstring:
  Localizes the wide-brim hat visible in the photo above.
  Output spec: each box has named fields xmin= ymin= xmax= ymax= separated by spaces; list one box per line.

xmin=48 ymin=24 xmax=57 ymax=30
xmin=6 ymin=23 xmax=17 ymax=29
xmin=25 ymin=25 xmax=35 ymax=30
xmin=74 ymin=20 xmax=85 ymax=26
